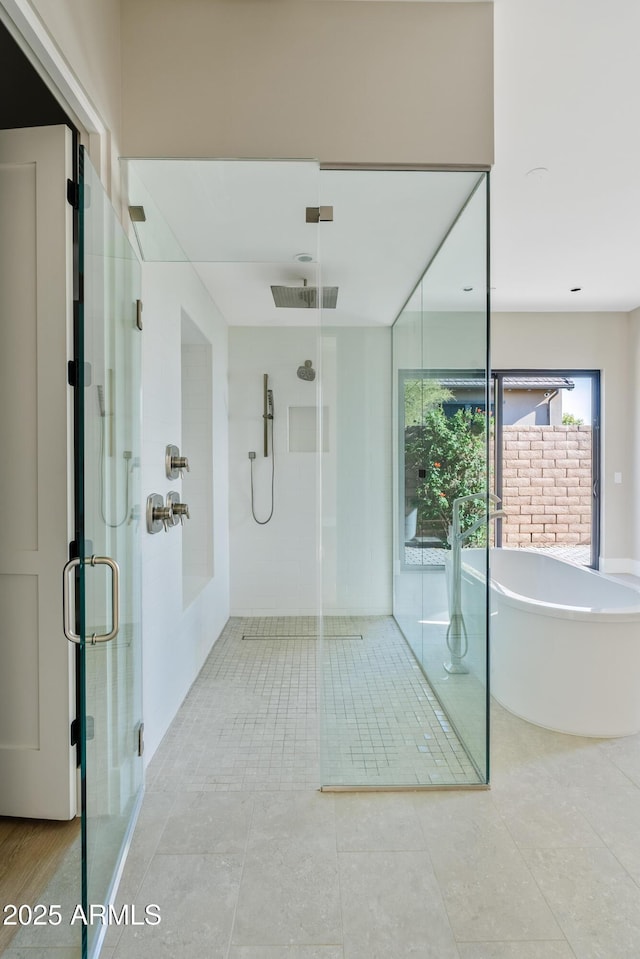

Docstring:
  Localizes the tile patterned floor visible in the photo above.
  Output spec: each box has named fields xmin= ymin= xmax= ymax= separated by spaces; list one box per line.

xmin=406 ymin=543 xmax=592 ymax=567
xmin=147 ymin=617 xmax=320 ymax=793
xmin=320 ymin=617 xmax=480 ymax=786
xmin=523 ymin=543 xmax=592 ymax=565
xmin=9 ymin=607 xmax=640 ymax=958
xmin=145 ymin=616 xmax=480 ymax=792
xmin=97 ymin=682 xmax=640 ymax=959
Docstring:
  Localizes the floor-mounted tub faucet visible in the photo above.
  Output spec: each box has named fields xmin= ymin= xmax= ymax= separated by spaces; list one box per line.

xmin=444 ymin=494 xmax=504 ymax=675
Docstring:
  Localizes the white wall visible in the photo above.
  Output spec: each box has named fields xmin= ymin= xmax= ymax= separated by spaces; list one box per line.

xmin=229 ymin=325 xmax=391 ymax=617
xmin=18 ymin=0 xmax=494 ymax=185
xmin=323 ymin=327 xmax=392 ymax=615
xmin=630 ymin=306 xmax=640 ymax=574
xmin=492 ymin=311 xmax=634 ymax=570
xmin=229 ymin=326 xmax=320 ymax=617
xmin=26 ymin=0 xmax=123 ymax=194
xmin=121 ymin=0 xmax=494 ymax=166
xmin=181 ymin=325 xmax=214 ymax=606
xmin=141 ymin=262 xmax=229 ymax=761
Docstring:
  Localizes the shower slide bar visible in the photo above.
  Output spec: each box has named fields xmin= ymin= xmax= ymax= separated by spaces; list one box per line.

xmin=263 ymin=373 xmax=274 ymax=456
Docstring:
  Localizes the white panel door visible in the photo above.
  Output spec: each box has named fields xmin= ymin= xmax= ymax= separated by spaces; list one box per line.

xmin=0 ymin=125 xmax=76 ymax=819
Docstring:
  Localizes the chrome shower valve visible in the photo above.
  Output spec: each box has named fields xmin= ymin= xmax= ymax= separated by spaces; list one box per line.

xmin=146 ymin=493 xmax=173 ymax=533
xmin=165 ymin=444 xmax=190 ymax=479
xmin=167 ymin=491 xmax=190 ymax=526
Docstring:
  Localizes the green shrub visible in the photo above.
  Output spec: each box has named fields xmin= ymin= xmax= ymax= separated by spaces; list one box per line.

xmin=562 ymin=412 xmax=584 ymax=425
xmin=405 ymin=406 xmax=488 ymax=546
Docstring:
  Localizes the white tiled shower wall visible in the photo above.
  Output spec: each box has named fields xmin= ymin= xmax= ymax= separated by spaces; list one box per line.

xmin=140 ymin=262 xmax=229 ymax=761
xmin=181 ymin=327 xmax=214 ymax=604
xmin=229 ymin=325 xmax=392 ymax=617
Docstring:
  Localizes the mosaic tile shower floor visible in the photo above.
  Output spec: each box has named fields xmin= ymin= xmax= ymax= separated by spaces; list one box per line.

xmin=145 ymin=616 xmax=480 ymax=792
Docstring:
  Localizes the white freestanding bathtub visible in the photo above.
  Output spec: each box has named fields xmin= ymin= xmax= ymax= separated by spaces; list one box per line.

xmin=462 ymin=548 xmax=640 ymax=737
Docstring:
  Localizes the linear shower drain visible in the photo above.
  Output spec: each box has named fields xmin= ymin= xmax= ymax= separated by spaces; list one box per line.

xmin=241 ymin=633 xmax=363 ymax=641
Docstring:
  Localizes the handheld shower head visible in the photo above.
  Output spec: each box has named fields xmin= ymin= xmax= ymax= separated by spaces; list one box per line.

xmin=297 ymin=360 xmax=316 ymax=381
xmin=97 ymin=384 xmax=106 ymax=417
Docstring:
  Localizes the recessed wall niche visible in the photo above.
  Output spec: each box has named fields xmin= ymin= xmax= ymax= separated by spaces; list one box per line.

xmin=181 ymin=309 xmax=213 ymax=607
xmin=288 ymin=406 xmax=329 ymax=452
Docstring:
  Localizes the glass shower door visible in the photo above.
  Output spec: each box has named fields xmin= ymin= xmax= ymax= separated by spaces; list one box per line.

xmin=78 ymin=147 xmax=143 ymax=958
xmin=392 ymin=174 xmax=490 ymax=784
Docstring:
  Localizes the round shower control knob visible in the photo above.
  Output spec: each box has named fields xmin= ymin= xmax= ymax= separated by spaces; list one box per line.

xmin=173 ymin=502 xmax=190 ymax=524
xmin=165 ymin=445 xmax=190 ymax=479
xmin=172 ymin=456 xmax=190 ymax=473
xmin=153 ymin=504 xmax=173 ymax=531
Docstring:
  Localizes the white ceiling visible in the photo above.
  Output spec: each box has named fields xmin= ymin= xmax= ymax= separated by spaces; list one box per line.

xmin=198 ymin=170 xmax=486 ymax=325
xmin=491 ymin=0 xmax=640 ymax=312
xmin=128 ymin=160 xmax=482 ymax=325
xmin=127 ymin=0 xmax=640 ymax=319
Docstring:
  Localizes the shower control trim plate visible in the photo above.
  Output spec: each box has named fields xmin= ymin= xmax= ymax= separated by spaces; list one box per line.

xmin=165 ymin=444 xmax=190 ymax=479
xmin=146 ymin=493 xmax=169 ymax=533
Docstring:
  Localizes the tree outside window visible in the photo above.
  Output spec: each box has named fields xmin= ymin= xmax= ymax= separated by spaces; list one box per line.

xmin=404 ymin=378 xmax=489 ymax=547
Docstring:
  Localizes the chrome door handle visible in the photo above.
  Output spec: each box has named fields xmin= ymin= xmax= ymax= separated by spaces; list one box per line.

xmin=91 ymin=556 xmax=120 ymax=643
xmin=63 ymin=555 xmax=120 ymax=644
xmin=62 ymin=557 xmax=81 ymax=643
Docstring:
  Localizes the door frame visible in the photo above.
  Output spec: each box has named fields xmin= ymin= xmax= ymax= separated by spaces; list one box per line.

xmin=0 ymin=0 xmax=108 ymax=179
xmin=492 ymin=369 xmax=601 ymax=569
xmin=0 ymin=11 xmax=143 ymax=954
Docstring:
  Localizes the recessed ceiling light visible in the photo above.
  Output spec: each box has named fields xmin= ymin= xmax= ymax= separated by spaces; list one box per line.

xmin=570 ymin=287 xmax=582 ymax=293
xmin=525 ymin=166 xmax=549 ymax=179
xmin=294 ymin=252 xmax=314 ymax=263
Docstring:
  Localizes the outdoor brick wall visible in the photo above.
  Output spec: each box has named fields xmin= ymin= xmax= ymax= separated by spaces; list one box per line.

xmin=501 ymin=425 xmax=592 ymax=546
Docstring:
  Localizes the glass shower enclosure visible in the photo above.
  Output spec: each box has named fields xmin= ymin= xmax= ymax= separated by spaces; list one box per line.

xmin=317 ymin=170 xmax=490 ymax=787
xmin=392 ymin=176 xmax=490 ymax=784
xmin=77 ymin=148 xmax=144 ymax=958
xmin=122 ymin=158 xmax=490 ymax=791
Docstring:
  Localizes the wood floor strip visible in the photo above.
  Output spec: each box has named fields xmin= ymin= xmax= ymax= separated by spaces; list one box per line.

xmin=0 ymin=816 xmax=79 ymax=952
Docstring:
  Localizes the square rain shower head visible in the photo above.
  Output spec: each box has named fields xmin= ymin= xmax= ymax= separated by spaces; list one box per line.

xmin=271 ymin=285 xmax=338 ymax=309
